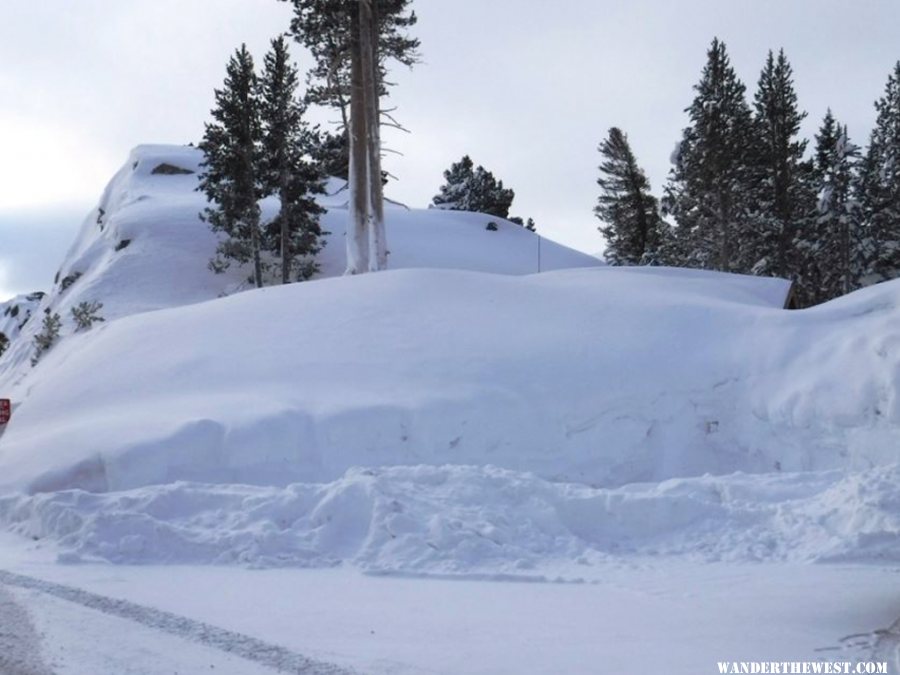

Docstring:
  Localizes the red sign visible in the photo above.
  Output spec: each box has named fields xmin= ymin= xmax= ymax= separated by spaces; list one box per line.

xmin=0 ymin=399 xmax=10 ymax=425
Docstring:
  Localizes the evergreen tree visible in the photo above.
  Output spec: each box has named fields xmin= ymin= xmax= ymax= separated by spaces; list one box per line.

xmin=662 ymin=39 xmax=758 ymax=272
xmin=312 ymin=129 xmax=349 ymax=181
xmin=798 ymin=111 xmax=861 ymax=303
xmin=855 ymin=132 xmax=882 ymax=282
xmin=284 ymin=0 xmax=419 ymax=170
xmin=198 ymin=45 xmax=265 ymax=288
xmin=595 ymin=127 xmax=667 ymax=265
xmin=749 ymin=49 xmax=809 ymax=278
xmin=259 ymin=36 xmax=327 ymax=283
xmin=858 ymin=62 xmax=900 ymax=284
xmin=432 ymin=155 xmax=515 ymax=219
xmin=31 ymin=312 xmax=61 ymax=366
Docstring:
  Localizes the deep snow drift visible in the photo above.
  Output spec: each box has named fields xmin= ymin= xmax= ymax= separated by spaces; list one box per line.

xmin=0 ymin=145 xmax=899 ymax=574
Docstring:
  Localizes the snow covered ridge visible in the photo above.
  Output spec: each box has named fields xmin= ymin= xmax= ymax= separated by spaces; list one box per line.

xmin=2 ymin=464 xmax=900 ymax=570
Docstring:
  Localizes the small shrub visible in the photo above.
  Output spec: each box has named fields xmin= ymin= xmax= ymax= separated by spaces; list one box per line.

xmin=486 ymin=222 xmax=498 ymax=231
xmin=71 ymin=301 xmax=105 ymax=331
xmin=32 ymin=312 xmax=62 ymax=366
xmin=0 ymin=332 xmax=8 ymax=358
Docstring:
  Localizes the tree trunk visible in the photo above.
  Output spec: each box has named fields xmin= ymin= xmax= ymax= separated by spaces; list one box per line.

xmin=346 ymin=4 xmax=369 ymax=275
xmin=280 ymin=164 xmax=291 ymax=284
xmin=250 ymin=210 xmax=263 ymax=288
xmin=361 ymin=0 xmax=387 ymax=271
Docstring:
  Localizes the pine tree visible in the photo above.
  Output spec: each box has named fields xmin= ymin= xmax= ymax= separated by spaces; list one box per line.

xmin=312 ymin=129 xmax=349 ymax=180
xmin=858 ymin=62 xmax=900 ymax=284
xmin=284 ymin=0 xmax=419 ymax=172
xmin=198 ymin=45 xmax=265 ymax=288
xmin=259 ymin=36 xmax=326 ymax=284
xmin=71 ymin=300 xmax=105 ymax=331
xmin=749 ymin=49 xmax=809 ymax=278
xmin=855 ymin=133 xmax=882 ymax=282
xmin=432 ymin=155 xmax=515 ymax=218
xmin=31 ymin=312 xmax=61 ymax=366
xmin=797 ymin=111 xmax=861 ymax=303
xmin=662 ymin=39 xmax=758 ymax=272
xmin=595 ymin=127 xmax=667 ymax=265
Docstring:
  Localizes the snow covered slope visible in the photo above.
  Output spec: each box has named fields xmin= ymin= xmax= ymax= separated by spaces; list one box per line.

xmin=0 ymin=145 xmax=599 ymax=384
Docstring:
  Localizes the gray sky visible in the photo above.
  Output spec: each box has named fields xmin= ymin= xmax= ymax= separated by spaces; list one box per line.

xmin=2 ymin=0 xmax=899 ymax=299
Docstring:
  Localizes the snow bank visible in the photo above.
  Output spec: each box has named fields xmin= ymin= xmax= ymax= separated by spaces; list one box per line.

xmin=3 ymin=464 xmax=899 ymax=571
xmin=2 ymin=263 xmax=893 ymax=495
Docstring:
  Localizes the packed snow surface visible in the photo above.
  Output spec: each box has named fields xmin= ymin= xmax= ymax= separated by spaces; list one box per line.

xmin=0 ymin=144 xmax=899 ymax=575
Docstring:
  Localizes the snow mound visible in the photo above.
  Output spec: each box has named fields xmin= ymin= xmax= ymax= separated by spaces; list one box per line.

xmin=3 ymin=464 xmax=899 ymax=571
xmin=2 ymin=263 xmax=891 ymax=495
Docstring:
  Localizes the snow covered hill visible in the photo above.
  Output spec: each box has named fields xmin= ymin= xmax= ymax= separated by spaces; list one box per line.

xmin=0 ymin=145 xmax=599 ymax=384
xmin=1 ymin=144 xmax=900 ymax=574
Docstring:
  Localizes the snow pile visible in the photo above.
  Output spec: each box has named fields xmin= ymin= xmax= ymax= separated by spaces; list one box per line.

xmin=0 ymin=263 xmax=881 ymax=495
xmin=2 ymin=464 xmax=899 ymax=571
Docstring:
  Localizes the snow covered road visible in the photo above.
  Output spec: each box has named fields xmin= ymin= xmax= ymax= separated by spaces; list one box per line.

xmin=0 ymin=568 xmax=356 ymax=675
xmin=0 ymin=583 xmax=52 ymax=675
xmin=2 ymin=539 xmax=899 ymax=675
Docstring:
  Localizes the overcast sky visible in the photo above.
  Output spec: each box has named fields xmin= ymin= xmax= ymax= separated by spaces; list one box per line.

xmin=2 ymin=0 xmax=899 ymax=300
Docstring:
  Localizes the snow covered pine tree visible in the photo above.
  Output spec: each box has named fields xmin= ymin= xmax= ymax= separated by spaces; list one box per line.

xmin=749 ymin=49 xmax=810 ymax=280
xmin=800 ymin=110 xmax=861 ymax=303
xmin=663 ymin=39 xmax=758 ymax=272
xmin=595 ymin=127 xmax=667 ymax=265
xmin=198 ymin=45 xmax=265 ymax=288
xmin=259 ymin=36 xmax=326 ymax=283
xmin=858 ymin=62 xmax=900 ymax=284
xmin=432 ymin=155 xmax=515 ymax=219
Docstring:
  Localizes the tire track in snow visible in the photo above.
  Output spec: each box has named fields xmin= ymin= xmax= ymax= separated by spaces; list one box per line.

xmin=0 ymin=569 xmax=358 ymax=675
xmin=0 ymin=583 xmax=53 ymax=675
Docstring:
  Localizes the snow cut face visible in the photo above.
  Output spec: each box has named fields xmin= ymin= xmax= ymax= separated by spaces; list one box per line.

xmin=0 ymin=263 xmax=899 ymax=495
